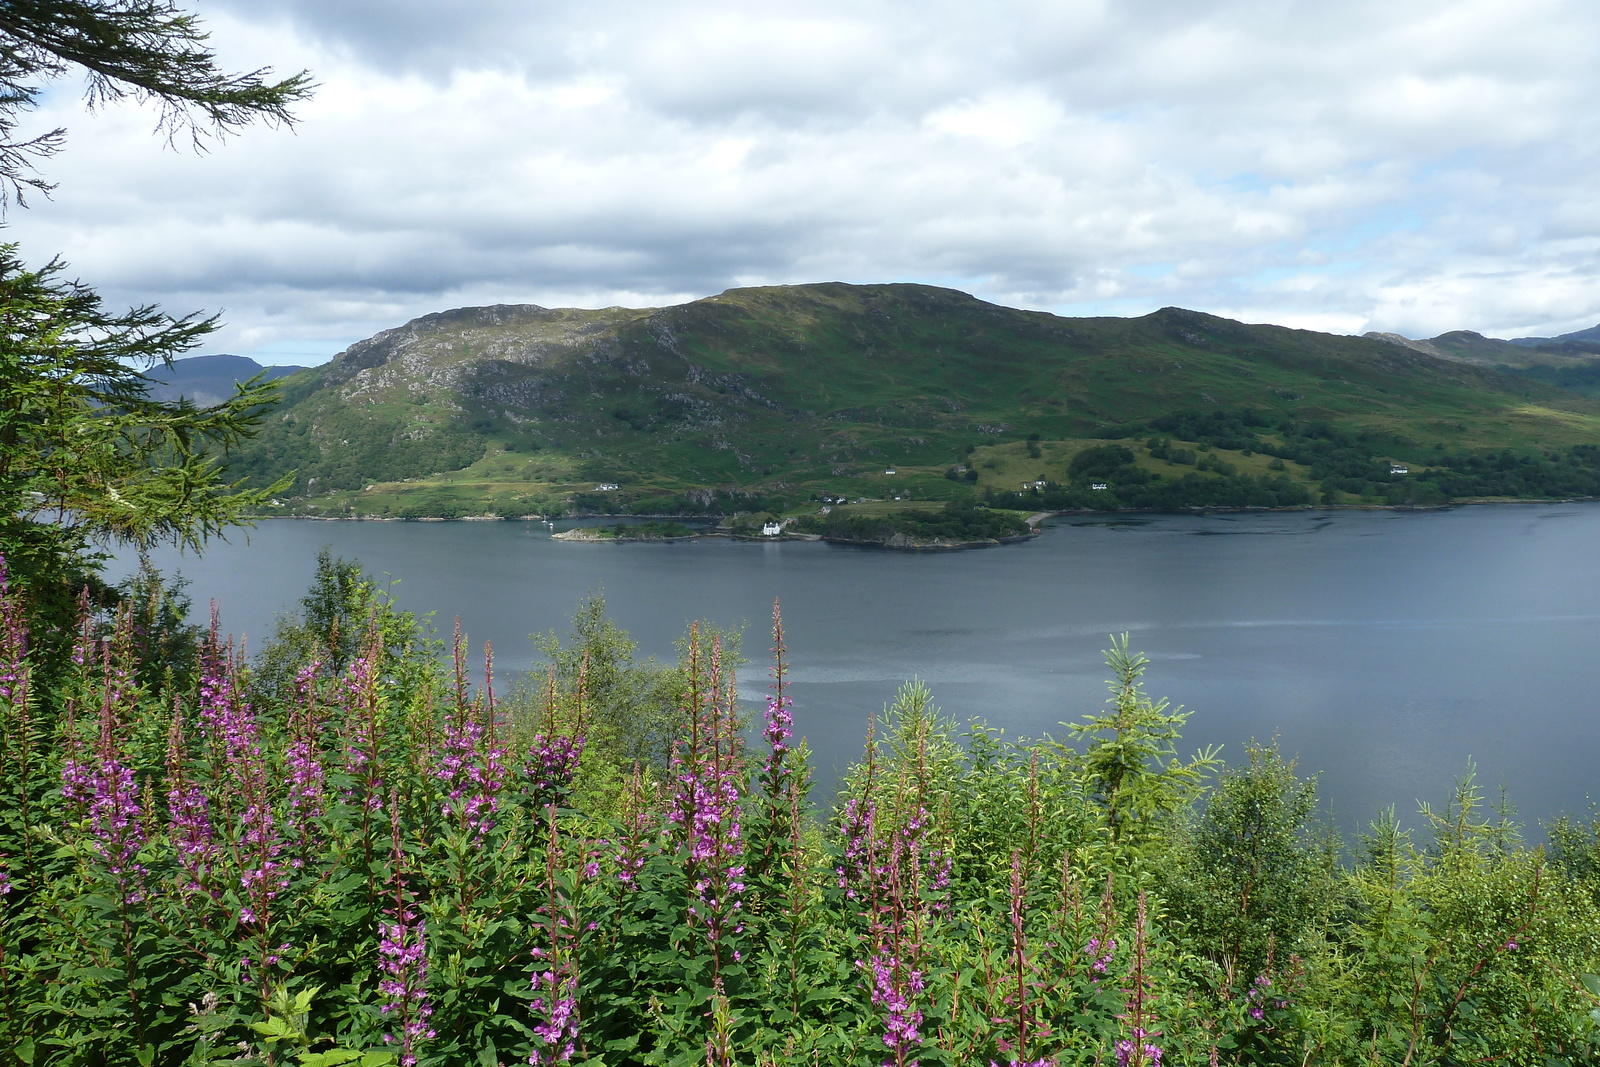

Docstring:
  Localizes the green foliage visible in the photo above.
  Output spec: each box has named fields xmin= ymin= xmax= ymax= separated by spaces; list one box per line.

xmin=1547 ymin=809 xmax=1600 ymax=904
xmin=818 ymin=502 xmax=1030 ymax=544
xmin=578 ymin=522 xmax=696 ymax=540
xmin=1057 ymin=636 xmax=1221 ymax=852
xmin=1160 ymin=743 xmax=1336 ymax=985
xmin=251 ymin=548 xmax=438 ymax=708
xmin=0 ymin=248 xmax=289 ymax=672
xmin=1146 ymin=407 xmax=1600 ymax=504
xmin=110 ymin=556 xmax=203 ymax=694
xmin=229 ymin=401 xmax=490 ymax=498
xmin=1498 ymin=359 xmax=1600 ymax=398
xmin=1069 ymin=444 xmax=1137 ymax=478
xmin=835 ymin=679 xmax=967 ymax=845
xmin=514 ymin=591 xmax=689 ymax=790
xmin=1299 ymin=776 xmax=1600 ymax=1065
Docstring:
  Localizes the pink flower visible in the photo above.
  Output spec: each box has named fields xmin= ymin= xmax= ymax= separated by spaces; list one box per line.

xmin=528 ymin=966 xmax=579 ymax=1065
xmin=378 ymin=913 xmax=435 ymax=1065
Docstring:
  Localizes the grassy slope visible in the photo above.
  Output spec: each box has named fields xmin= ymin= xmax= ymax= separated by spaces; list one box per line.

xmin=232 ymin=284 xmax=1600 ymax=517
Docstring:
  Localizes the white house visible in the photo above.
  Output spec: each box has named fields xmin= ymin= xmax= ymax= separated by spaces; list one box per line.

xmin=884 ymin=468 xmax=897 ymax=475
xmin=594 ymin=482 xmax=620 ymax=491
xmin=1390 ymin=465 xmax=1409 ymax=475
xmin=761 ymin=521 xmax=783 ymax=536
xmin=1091 ymin=483 xmax=1110 ymax=491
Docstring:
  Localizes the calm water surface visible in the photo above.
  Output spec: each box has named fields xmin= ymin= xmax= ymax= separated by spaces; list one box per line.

xmin=111 ymin=505 xmax=1600 ymax=832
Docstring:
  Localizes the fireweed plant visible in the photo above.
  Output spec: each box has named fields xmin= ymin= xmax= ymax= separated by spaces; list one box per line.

xmin=0 ymin=557 xmax=1599 ymax=1065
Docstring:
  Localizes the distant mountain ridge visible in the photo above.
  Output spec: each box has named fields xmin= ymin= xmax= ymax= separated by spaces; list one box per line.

xmin=144 ymin=353 xmax=306 ymax=407
xmin=1366 ymin=323 xmax=1600 ymax=367
xmin=1509 ymin=323 xmax=1600 ymax=347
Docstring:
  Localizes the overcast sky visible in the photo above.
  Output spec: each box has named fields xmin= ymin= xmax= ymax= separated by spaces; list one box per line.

xmin=5 ymin=0 xmax=1599 ymax=365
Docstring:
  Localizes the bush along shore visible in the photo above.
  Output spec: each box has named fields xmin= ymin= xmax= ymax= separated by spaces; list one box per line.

xmin=2 ymin=559 xmax=1600 ymax=1066
xmin=791 ymin=502 xmax=1036 ymax=549
xmin=552 ymin=522 xmax=701 ymax=542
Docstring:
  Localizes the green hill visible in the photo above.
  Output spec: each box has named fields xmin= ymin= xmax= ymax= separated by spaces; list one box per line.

xmin=228 ymin=283 xmax=1600 ymax=517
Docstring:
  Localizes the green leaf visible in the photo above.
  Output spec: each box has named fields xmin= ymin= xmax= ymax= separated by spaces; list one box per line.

xmin=297 ymin=1052 xmax=364 ymax=1067
xmin=299 ymin=1051 xmax=397 ymax=1067
xmin=250 ymin=1017 xmax=295 ymax=1039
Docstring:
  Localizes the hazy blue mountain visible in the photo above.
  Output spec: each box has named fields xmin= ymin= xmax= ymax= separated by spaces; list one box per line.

xmin=1507 ymin=323 xmax=1600 ymax=348
xmin=1366 ymin=324 xmax=1600 ymax=366
xmin=143 ymin=354 xmax=307 ymax=407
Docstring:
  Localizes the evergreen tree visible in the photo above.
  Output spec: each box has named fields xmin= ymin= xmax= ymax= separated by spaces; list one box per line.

xmin=0 ymin=247 xmax=293 ymax=672
xmin=0 ymin=0 xmax=309 ymax=205
xmin=1059 ymin=634 xmax=1221 ymax=850
xmin=0 ymin=1 xmax=309 ymax=660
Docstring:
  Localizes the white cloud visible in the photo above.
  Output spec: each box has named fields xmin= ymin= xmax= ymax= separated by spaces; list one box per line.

xmin=2 ymin=0 xmax=1597 ymax=364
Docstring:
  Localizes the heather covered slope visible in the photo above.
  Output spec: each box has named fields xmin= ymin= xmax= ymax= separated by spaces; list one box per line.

xmin=228 ymin=283 xmax=1600 ymax=515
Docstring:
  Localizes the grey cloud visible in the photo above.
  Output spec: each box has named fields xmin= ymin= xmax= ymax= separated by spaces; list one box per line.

xmin=4 ymin=0 xmax=1597 ymax=361
xmin=203 ymin=0 xmax=571 ymax=76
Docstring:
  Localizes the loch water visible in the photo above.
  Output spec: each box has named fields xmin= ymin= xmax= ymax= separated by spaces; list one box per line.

xmin=111 ymin=503 xmax=1600 ymax=833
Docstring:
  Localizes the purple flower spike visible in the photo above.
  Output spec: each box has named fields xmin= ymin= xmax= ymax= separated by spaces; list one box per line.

xmin=1085 ymin=937 xmax=1116 ymax=974
xmin=165 ymin=711 xmax=216 ymax=892
xmin=528 ymin=965 xmax=579 ymax=1065
xmin=1115 ymin=1039 xmax=1163 ymax=1067
xmin=436 ymin=700 xmax=509 ymax=837
xmin=379 ymin=913 xmax=435 ymax=1066
xmin=763 ymin=694 xmax=793 ymax=778
xmin=64 ymin=697 xmax=148 ymax=902
xmin=285 ymin=661 xmax=328 ymax=841
xmin=865 ymin=950 xmax=925 ymax=1059
xmin=0 ymin=555 xmax=29 ymax=709
xmin=524 ymin=733 xmax=585 ymax=801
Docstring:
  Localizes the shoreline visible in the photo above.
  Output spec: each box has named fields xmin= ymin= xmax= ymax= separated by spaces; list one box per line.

xmin=251 ymin=496 xmax=1598 ymax=525
xmin=226 ymin=498 xmax=1600 ymax=552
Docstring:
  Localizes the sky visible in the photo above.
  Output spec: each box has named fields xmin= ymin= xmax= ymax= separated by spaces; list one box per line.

xmin=5 ymin=0 xmax=1600 ymax=366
